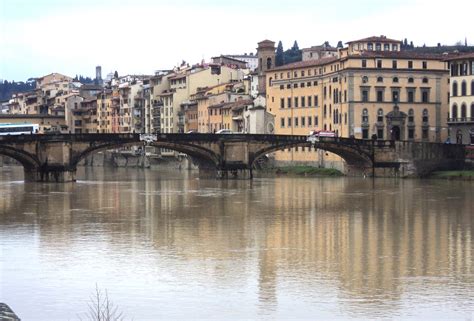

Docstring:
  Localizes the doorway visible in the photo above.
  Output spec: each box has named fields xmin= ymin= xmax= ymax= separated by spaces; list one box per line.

xmin=391 ymin=126 xmax=401 ymax=140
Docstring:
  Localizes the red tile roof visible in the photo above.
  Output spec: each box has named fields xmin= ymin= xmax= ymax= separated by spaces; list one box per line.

xmin=346 ymin=36 xmax=402 ymax=44
xmin=352 ymin=50 xmax=446 ymax=60
xmin=270 ymin=56 xmax=339 ymax=71
xmin=444 ymin=52 xmax=474 ymax=61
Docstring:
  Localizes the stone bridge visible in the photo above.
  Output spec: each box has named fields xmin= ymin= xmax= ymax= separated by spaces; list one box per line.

xmin=0 ymin=133 xmax=467 ymax=182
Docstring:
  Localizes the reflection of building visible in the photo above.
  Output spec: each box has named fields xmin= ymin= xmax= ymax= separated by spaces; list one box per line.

xmin=446 ymin=53 xmax=474 ymax=144
xmin=267 ymin=36 xmax=450 ymax=167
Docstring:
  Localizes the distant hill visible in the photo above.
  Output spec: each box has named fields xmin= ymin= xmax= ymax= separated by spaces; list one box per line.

xmin=0 ymin=79 xmax=36 ymax=101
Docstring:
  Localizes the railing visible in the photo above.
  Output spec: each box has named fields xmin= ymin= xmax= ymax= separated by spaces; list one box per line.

xmin=447 ymin=117 xmax=474 ymax=123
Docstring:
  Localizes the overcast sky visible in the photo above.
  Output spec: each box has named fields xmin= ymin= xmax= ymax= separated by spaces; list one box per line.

xmin=1 ymin=0 xmax=473 ymax=81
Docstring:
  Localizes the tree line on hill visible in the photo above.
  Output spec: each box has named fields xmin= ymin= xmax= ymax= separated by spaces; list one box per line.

xmin=0 ymin=79 xmax=36 ymax=101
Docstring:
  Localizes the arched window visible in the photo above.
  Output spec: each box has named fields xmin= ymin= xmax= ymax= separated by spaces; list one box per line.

xmin=461 ymin=81 xmax=467 ymax=96
xmin=452 ymin=104 xmax=458 ymax=119
xmin=422 ymin=77 xmax=429 ymax=84
xmin=422 ymin=109 xmax=429 ymax=123
xmin=266 ymin=57 xmax=272 ymax=70
xmin=408 ymin=109 xmax=414 ymax=122
xmin=461 ymin=103 xmax=467 ymax=119
xmin=377 ymin=76 xmax=383 ymax=82
xmin=471 ymin=80 xmax=474 ymax=96
xmin=393 ymin=77 xmax=399 ymax=83
xmin=362 ymin=108 xmax=369 ymax=123
xmin=377 ymin=108 xmax=384 ymax=122
xmin=408 ymin=77 xmax=414 ymax=83
xmin=471 ymin=103 xmax=474 ymax=119
xmin=452 ymin=81 xmax=458 ymax=96
xmin=268 ymin=77 xmax=273 ymax=87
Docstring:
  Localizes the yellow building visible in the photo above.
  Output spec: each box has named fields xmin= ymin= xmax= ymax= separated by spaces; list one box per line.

xmin=446 ymin=53 xmax=474 ymax=144
xmin=267 ymin=36 xmax=450 ymax=168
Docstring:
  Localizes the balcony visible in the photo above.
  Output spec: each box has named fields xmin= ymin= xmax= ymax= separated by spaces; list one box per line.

xmin=447 ymin=117 xmax=474 ymax=124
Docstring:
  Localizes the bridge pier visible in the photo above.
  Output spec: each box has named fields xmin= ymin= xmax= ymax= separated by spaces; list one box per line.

xmin=24 ymin=166 xmax=76 ymax=183
xmin=216 ymin=168 xmax=253 ymax=179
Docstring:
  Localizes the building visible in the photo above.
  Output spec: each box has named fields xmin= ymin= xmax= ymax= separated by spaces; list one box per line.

xmin=211 ymin=56 xmax=248 ymax=69
xmin=302 ymin=42 xmax=338 ymax=61
xmin=152 ymin=64 xmax=245 ymax=134
xmin=446 ymin=53 xmax=474 ymax=144
xmin=225 ymin=53 xmax=258 ymax=71
xmin=256 ymin=40 xmax=276 ymax=95
xmin=267 ymin=35 xmax=450 ymax=168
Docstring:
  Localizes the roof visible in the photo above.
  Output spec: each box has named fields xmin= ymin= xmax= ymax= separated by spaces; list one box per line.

xmin=212 ymin=55 xmax=247 ymax=64
xmin=353 ymin=50 xmax=446 ymax=60
xmin=168 ymin=73 xmax=187 ymax=80
xmin=271 ymin=56 xmax=339 ymax=71
xmin=346 ymin=36 xmax=402 ymax=44
xmin=444 ymin=52 xmax=474 ymax=61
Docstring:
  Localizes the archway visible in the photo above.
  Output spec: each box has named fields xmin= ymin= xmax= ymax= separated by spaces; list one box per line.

xmin=391 ymin=126 xmax=401 ymax=141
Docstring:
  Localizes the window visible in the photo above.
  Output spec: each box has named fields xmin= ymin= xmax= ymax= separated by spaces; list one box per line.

xmin=308 ymin=96 xmax=312 ymax=107
xmin=288 ymin=117 xmax=292 ymax=127
xmin=408 ymin=77 xmax=414 ymax=83
xmin=362 ymin=89 xmax=369 ymax=102
xmin=362 ymin=60 xmax=367 ymax=68
xmin=422 ymin=109 xmax=429 ymax=123
xmin=280 ymin=85 xmax=284 ymax=90
xmin=307 ymin=82 xmax=312 ymax=87
xmin=314 ymin=95 xmax=319 ymax=106
xmin=461 ymin=81 xmax=467 ymax=96
xmin=377 ymin=90 xmax=384 ymax=102
xmin=362 ymin=76 xmax=369 ymax=83
xmin=471 ymin=80 xmax=474 ymax=96
xmin=294 ymin=97 xmax=299 ymax=108
xmin=314 ymin=116 xmax=318 ymax=126
xmin=421 ymin=90 xmax=429 ymax=103
xmin=392 ymin=60 xmax=397 ymax=69
xmin=384 ymin=44 xmax=390 ymax=51
xmin=293 ymin=83 xmax=298 ymax=88
xmin=461 ymin=104 xmax=467 ymax=118
xmin=451 ymin=104 xmax=458 ymax=119
xmin=392 ymin=90 xmax=399 ymax=103
xmin=324 ymin=104 xmax=327 ymax=118
xmin=408 ymin=128 xmax=414 ymax=139
xmin=301 ymin=96 xmax=305 ymax=107
xmin=287 ymin=97 xmax=292 ymax=108
xmin=368 ymin=43 xmax=373 ymax=50
xmin=393 ymin=77 xmax=399 ymax=83
xmin=408 ymin=90 xmax=414 ymax=103
xmin=453 ymin=81 xmax=458 ymax=96
xmin=422 ymin=128 xmax=428 ymax=140
xmin=422 ymin=61 xmax=427 ymax=69
xmin=376 ymin=43 xmax=381 ymax=51
xmin=377 ymin=109 xmax=384 ymax=122
xmin=408 ymin=109 xmax=414 ymax=122
xmin=408 ymin=61 xmax=413 ymax=69
xmin=280 ymin=118 xmax=285 ymax=127
xmin=308 ymin=116 xmax=312 ymax=126
xmin=377 ymin=76 xmax=383 ymax=82
xmin=422 ymin=77 xmax=429 ymax=84
xmin=377 ymin=60 xmax=382 ymax=68
xmin=301 ymin=82 xmax=305 ymax=88
xmin=377 ymin=128 xmax=384 ymax=139
xmin=280 ymin=98 xmax=285 ymax=108
xmin=392 ymin=44 xmax=398 ymax=51
xmin=362 ymin=108 xmax=369 ymax=123
xmin=301 ymin=116 xmax=305 ymax=127
xmin=362 ymin=129 xmax=369 ymax=139
xmin=287 ymin=84 xmax=291 ymax=89
xmin=301 ymin=70 xmax=305 ymax=77
xmin=294 ymin=117 xmax=298 ymax=127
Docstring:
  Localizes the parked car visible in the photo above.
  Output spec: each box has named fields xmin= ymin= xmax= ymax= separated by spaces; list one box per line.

xmin=216 ymin=129 xmax=233 ymax=134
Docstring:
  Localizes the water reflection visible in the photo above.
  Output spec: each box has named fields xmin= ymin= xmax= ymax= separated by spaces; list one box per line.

xmin=0 ymin=166 xmax=473 ymax=320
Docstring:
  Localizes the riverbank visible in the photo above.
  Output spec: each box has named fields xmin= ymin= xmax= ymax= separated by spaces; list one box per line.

xmin=428 ymin=170 xmax=474 ymax=180
xmin=260 ymin=165 xmax=344 ymax=177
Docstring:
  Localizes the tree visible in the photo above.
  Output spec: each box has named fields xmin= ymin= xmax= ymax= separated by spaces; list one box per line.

xmin=337 ymin=41 xmax=343 ymax=48
xmin=114 ymin=71 xmax=118 ymax=79
xmin=275 ymin=41 xmax=284 ymax=67
xmin=78 ymin=284 xmax=126 ymax=321
xmin=291 ymin=40 xmax=299 ymax=53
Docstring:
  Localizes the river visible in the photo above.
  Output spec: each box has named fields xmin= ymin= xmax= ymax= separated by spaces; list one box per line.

xmin=0 ymin=166 xmax=473 ymax=320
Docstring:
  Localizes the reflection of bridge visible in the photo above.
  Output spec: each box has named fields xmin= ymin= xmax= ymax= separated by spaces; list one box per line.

xmin=0 ymin=133 xmax=466 ymax=182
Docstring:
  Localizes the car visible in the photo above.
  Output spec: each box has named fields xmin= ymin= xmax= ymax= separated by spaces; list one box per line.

xmin=216 ymin=129 xmax=233 ymax=134
xmin=186 ymin=130 xmax=196 ymax=134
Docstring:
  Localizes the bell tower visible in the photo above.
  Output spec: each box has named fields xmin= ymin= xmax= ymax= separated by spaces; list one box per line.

xmin=256 ymin=40 xmax=275 ymax=95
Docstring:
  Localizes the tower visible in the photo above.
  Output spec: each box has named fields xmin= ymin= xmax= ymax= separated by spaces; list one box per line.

xmin=95 ymin=66 xmax=103 ymax=85
xmin=256 ymin=40 xmax=276 ymax=95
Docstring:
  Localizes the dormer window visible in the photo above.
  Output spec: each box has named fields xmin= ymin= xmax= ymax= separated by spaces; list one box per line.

xmin=376 ymin=43 xmax=381 ymax=51
xmin=367 ymin=43 xmax=373 ymax=51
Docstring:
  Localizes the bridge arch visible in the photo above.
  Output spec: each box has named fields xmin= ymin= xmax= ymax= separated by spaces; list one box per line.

xmin=69 ymin=140 xmax=220 ymax=169
xmin=0 ymin=145 xmax=41 ymax=170
xmin=249 ymin=138 xmax=373 ymax=171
